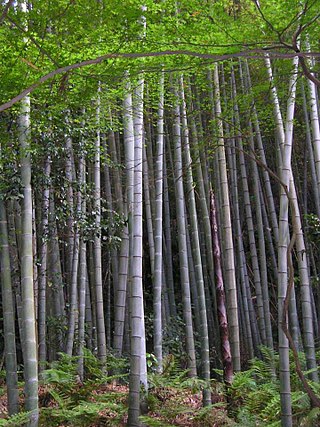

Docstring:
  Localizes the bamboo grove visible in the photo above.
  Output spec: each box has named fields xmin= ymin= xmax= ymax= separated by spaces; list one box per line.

xmin=1 ymin=1 xmax=320 ymax=426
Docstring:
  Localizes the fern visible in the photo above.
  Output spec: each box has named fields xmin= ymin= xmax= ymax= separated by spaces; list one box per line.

xmin=190 ymin=403 xmax=234 ymax=426
xmin=148 ymin=355 xmax=207 ymax=393
xmin=139 ymin=415 xmax=174 ymax=427
xmin=231 ymin=348 xmax=320 ymax=426
xmin=235 ymin=408 xmax=259 ymax=427
xmin=249 ymin=357 xmax=275 ymax=383
xmin=40 ymin=401 xmax=106 ymax=427
xmin=0 ymin=411 xmax=31 ymax=427
xmin=244 ymin=381 xmax=278 ymax=415
xmin=152 ymin=400 xmax=195 ymax=420
xmin=106 ymin=351 xmax=129 ymax=375
xmin=259 ymin=346 xmax=279 ymax=370
xmin=49 ymin=352 xmax=78 ymax=377
xmin=42 ymin=367 xmax=75 ymax=385
xmin=40 ymin=398 xmax=127 ymax=427
xmin=228 ymin=369 xmax=257 ymax=404
xmin=48 ymin=388 xmax=71 ymax=409
xmin=299 ymin=407 xmax=320 ymax=427
xmin=38 ymin=350 xmax=128 ymax=426
xmin=93 ymin=390 xmax=127 ymax=404
xmin=259 ymin=392 xmax=281 ymax=422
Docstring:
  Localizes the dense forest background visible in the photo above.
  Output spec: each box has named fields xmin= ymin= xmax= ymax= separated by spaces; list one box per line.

xmin=1 ymin=1 xmax=320 ymax=426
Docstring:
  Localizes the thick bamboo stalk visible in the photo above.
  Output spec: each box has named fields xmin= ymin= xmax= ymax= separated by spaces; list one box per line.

xmin=210 ymin=67 xmax=241 ymax=372
xmin=19 ymin=94 xmax=39 ymax=426
xmin=128 ymin=75 xmax=148 ymax=427
xmin=153 ymin=72 xmax=164 ymax=371
xmin=38 ymin=154 xmax=51 ymax=370
xmin=210 ymin=189 xmax=233 ymax=385
xmin=180 ymin=76 xmax=211 ymax=404
xmin=231 ymin=67 xmax=267 ymax=345
xmin=172 ymin=80 xmax=197 ymax=376
xmin=77 ymin=153 xmax=86 ymax=381
xmin=94 ymin=89 xmax=107 ymax=361
xmin=0 ymin=199 xmax=19 ymax=415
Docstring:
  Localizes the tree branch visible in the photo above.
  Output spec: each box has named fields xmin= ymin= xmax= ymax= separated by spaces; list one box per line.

xmin=1 ymin=49 xmax=320 ymax=112
xmin=291 ymin=14 xmax=320 ymax=88
xmin=0 ymin=0 xmax=14 ymax=25
xmin=252 ymin=0 xmax=280 ymax=37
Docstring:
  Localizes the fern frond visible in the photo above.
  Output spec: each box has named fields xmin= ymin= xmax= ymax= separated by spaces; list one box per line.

xmin=139 ymin=415 xmax=174 ymax=427
xmin=40 ymin=400 xmax=124 ymax=427
xmin=0 ymin=411 xmax=31 ymax=427
xmin=299 ymin=407 xmax=320 ymax=427
xmin=42 ymin=368 xmax=75 ymax=385
xmin=48 ymin=388 xmax=72 ymax=409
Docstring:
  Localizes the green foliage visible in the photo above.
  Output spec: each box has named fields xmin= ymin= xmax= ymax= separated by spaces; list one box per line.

xmin=304 ymin=214 xmax=320 ymax=239
xmin=40 ymin=401 xmax=125 ymax=427
xmin=148 ymin=354 xmax=206 ymax=391
xmin=191 ymin=403 xmax=234 ymax=426
xmin=139 ymin=415 xmax=175 ymax=427
xmin=4 ymin=349 xmax=320 ymax=426
xmin=231 ymin=347 xmax=320 ymax=426
xmin=146 ymin=352 xmax=158 ymax=370
xmin=143 ymin=355 xmax=233 ymax=426
xmin=299 ymin=407 xmax=320 ymax=427
xmin=39 ymin=350 xmax=128 ymax=426
xmin=162 ymin=315 xmax=191 ymax=365
xmin=0 ymin=412 xmax=31 ymax=427
xmin=105 ymin=351 xmax=129 ymax=374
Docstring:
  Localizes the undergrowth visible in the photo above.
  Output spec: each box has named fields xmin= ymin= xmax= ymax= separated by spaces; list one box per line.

xmin=39 ymin=349 xmax=128 ymax=426
xmin=141 ymin=355 xmax=232 ymax=426
xmin=1 ymin=347 xmax=319 ymax=426
xmin=232 ymin=347 xmax=320 ymax=426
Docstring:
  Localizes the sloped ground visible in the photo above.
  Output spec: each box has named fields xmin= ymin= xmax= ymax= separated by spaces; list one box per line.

xmin=0 ymin=383 xmax=234 ymax=426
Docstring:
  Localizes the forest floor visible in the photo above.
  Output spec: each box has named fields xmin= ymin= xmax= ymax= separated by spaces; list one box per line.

xmin=0 ymin=382 xmax=234 ymax=426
